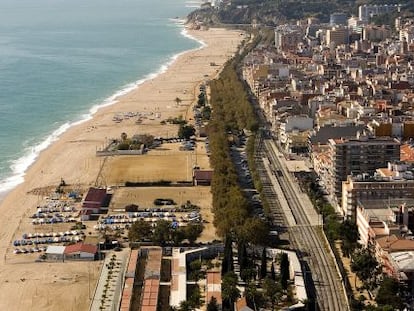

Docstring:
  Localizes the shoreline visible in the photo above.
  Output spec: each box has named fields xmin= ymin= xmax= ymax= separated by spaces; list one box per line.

xmin=0 ymin=26 xmax=203 ymax=199
xmin=0 ymin=27 xmax=245 ymax=311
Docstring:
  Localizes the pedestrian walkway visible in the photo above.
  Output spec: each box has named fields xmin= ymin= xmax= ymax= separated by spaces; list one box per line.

xmin=90 ymin=249 xmax=129 ymax=311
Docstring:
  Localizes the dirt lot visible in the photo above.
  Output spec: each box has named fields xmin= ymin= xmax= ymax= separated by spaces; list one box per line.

xmin=103 ymin=140 xmax=211 ymax=185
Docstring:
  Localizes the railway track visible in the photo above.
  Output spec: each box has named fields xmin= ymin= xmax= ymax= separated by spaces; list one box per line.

xmin=263 ymin=139 xmax=348 ymax=310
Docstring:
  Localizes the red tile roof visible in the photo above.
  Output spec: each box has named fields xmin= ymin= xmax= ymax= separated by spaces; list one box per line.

xmin=83 ymin=188 xmax=107 ymax=204
xmin=142 ymin=279 xmax=159 ymax=311
xmin=401 ymin=144 xmax=414 ymax=162
xmin=377 ymin=235 xmax=414 ymax=252
xmin=193 ymin=170 xmax=213 ymax=181
xmin=64 ymin=242 xmax=97 ymax=254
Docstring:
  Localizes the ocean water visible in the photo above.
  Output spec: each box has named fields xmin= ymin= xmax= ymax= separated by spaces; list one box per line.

xmin=0 ymin=0 xmax=200 ymax=196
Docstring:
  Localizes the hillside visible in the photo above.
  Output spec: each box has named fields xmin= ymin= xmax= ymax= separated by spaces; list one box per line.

xmin=187 ymin=0 xmax=414 ymax=27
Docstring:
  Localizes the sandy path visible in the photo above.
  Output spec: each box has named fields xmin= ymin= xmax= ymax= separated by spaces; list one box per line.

xmin=0 ymin=28 xmax=245 ymax=311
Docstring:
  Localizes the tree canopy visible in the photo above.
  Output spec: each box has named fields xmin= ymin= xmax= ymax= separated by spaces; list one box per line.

xmin=351 ymin=248 xmax=380 ymax=289
xmin=178 ymin=124 xmax=196 ymax=139
xmin=376 ymin=277 xmax=404 ymax=310
xmin=128 ymin=220 xmax=152 ymax=242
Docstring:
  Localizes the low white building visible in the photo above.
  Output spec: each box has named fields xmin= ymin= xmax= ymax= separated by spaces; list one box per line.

xmin=45 ymin=246 xmax=65 ymax=261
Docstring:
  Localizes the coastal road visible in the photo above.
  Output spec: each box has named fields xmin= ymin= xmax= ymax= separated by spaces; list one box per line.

xmin=262 ymin=138 xmax=349 ymax=311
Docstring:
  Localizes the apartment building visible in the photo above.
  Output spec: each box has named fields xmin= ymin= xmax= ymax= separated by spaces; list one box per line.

xmin=275 ymin=25 xmax=303 ymax=52
xmin=358 ymin=4 xmax=401 ymax=23
xmin=342 ymin=162 xmax=414 ymax=218
xmin=326 ymin=135 xmax=400 ymax=211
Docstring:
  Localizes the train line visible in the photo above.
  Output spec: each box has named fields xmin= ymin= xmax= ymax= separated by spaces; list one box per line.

xmin=262 ymin=139 xmax=348 ymax=311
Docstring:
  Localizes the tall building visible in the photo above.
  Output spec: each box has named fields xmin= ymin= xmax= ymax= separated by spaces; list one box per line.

xmin=326 ymin=27 xmax=349 ymax=48
xmin=275 ymin=25 xmax=303 ymax=52
xmin=326 ymin=136 xmax=400 ymax=210
xmin=363 ymin=25 xmax=392 ymax=42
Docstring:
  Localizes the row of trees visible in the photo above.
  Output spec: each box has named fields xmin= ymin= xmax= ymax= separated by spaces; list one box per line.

xmin=208 ymin=58 xmax=267 ymax=245
xmin=206 ymin=31 xmax=301 ymax=310
xmin=128 ymin=219 xmax=203 ymax=246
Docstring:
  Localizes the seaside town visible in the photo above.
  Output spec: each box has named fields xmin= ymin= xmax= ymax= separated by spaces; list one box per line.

xmin=4 ymin=1 xmax=414 ymax=311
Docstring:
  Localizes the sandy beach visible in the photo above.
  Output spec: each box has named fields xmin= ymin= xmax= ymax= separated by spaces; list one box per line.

xmin=0 ymin=28 xmax=245 ymax=310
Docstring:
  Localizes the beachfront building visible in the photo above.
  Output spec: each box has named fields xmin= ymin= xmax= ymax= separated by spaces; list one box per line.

xmin=45 ymin=243 xmax=97 ymax=261
xmin=45 ymin=245 xmax=65 ymax=261
xmin=64 ymin=242 xmax=97 ymax=261
xmin=193 ymin=170 xmax=213 ymax=186
xmin=80 ymin=187 xmax=110 ymax=220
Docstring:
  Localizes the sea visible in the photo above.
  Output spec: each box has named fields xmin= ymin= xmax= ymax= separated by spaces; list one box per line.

xmin=0 ymin=0 xmax=201 ymax=198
